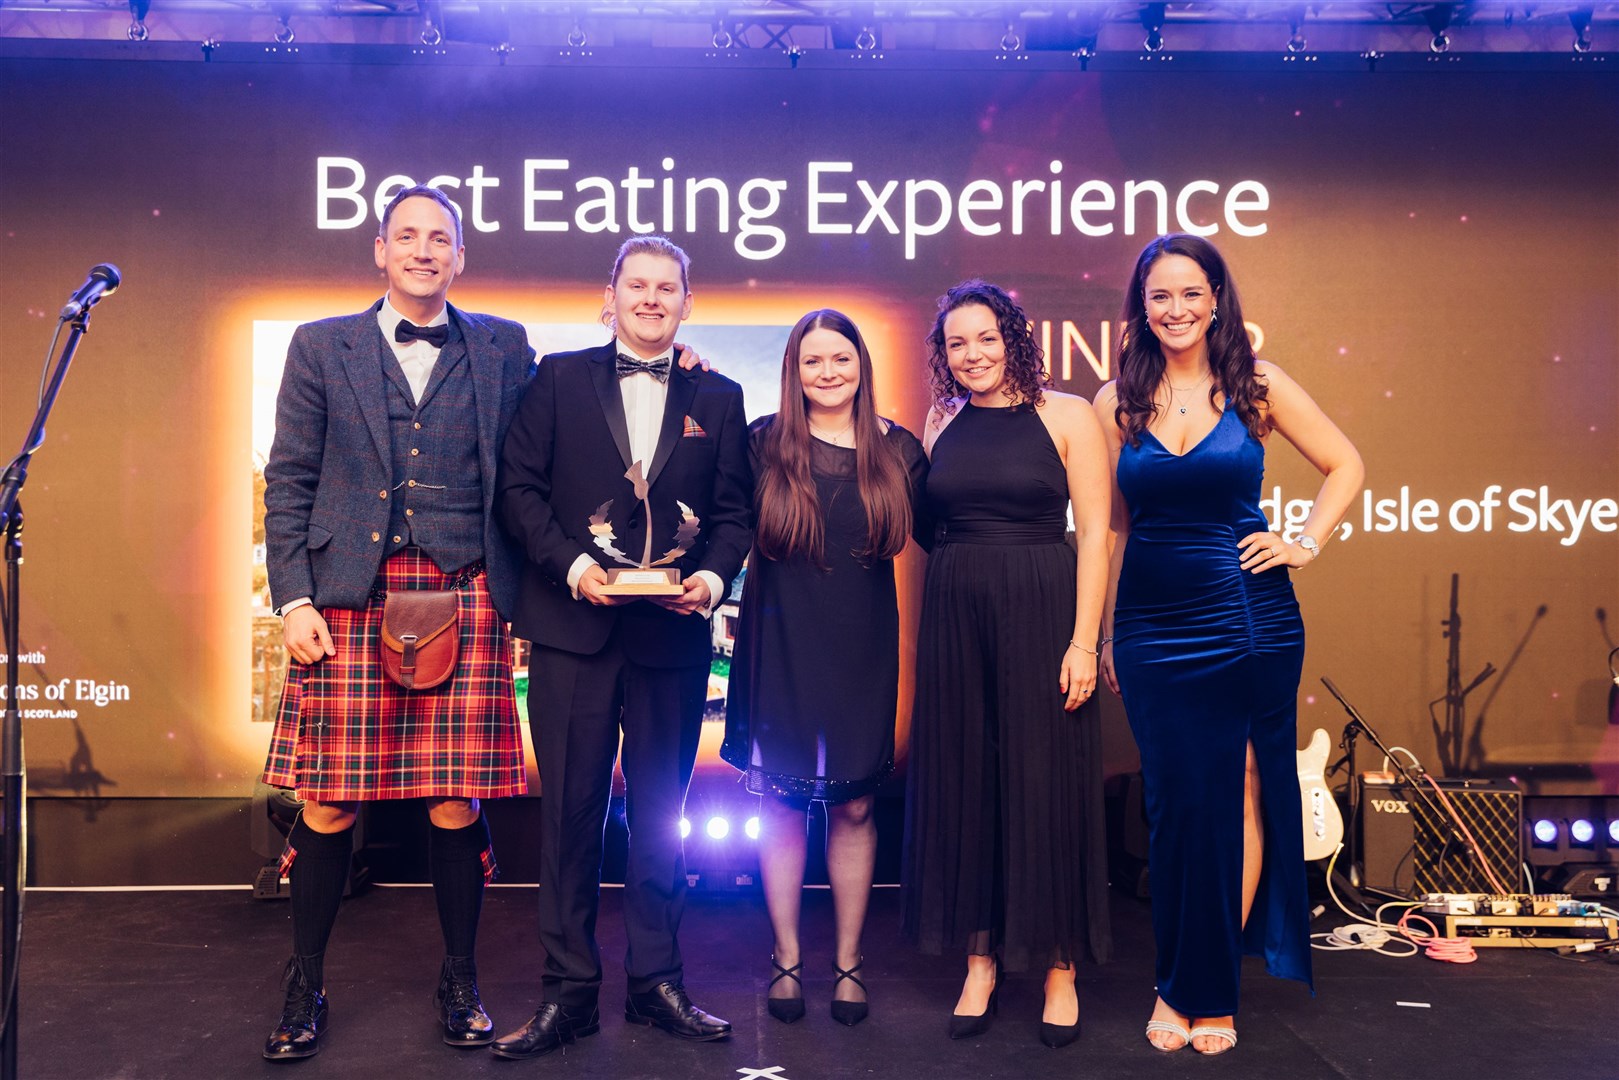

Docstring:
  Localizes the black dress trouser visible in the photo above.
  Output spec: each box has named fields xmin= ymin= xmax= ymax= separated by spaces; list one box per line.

xmin=527 ymin=628 xmax=708 ymax=1008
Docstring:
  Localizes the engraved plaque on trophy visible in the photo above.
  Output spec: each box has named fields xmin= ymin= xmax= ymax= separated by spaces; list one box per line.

xmin=591 ymin=461 xmax=699 ymax=596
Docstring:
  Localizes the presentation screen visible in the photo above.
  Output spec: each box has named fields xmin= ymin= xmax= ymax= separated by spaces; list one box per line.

xmin=2 ymin=50 xmax=1614 ymax=799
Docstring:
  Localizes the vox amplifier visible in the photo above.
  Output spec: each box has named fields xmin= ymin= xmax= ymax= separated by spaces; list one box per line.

xmin=1358 ymin=776 xmax=1523 ymax=897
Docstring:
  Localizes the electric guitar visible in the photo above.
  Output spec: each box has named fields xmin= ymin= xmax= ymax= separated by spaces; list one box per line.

xmin=1297 ymin=727 xmax=1345 ymax=861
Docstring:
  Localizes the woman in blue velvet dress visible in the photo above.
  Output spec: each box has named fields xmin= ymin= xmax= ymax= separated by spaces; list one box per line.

xmin=1094 ymin=235 xmax=1363 ymax=1056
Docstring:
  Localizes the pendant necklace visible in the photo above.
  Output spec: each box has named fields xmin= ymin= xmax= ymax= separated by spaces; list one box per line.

xmin=809 ymin=418 xmax=855 ymax=446
xmin=1165 ymin=369 xmax=1212 ymax=415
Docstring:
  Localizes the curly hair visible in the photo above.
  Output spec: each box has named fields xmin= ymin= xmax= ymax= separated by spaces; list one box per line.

xmin=1114 ymin=234 xmax=1269 ymax=447
xmin=924 ymin=279 xmax=1050 ymax=415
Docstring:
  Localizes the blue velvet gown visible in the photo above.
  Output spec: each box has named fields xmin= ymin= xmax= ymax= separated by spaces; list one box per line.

xmin=1113 ymin=406 xmax=1312 ymax=1018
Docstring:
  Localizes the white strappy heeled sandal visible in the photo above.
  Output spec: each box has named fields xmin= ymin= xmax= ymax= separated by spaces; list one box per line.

xmin=1144 ymin=1018 xmax=1190 ymax=1052
xmin=1189 ymin=1024 xmax=1238 ymax=1055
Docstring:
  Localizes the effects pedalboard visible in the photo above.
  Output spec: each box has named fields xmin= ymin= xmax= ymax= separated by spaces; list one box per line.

xmin=1419 ymin=894 xmax=1619 ymax=950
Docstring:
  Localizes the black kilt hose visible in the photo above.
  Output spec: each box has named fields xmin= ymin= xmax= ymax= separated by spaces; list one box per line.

xmin=263 ymin=548 xmax=526 ymax=804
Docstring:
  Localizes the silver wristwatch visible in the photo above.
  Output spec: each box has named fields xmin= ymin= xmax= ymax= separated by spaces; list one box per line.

xmin=1297 ymin=535 xmax=1320 ymax=560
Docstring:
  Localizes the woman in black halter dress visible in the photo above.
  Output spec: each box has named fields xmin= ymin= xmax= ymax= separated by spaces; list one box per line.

xmin=903 ymin=281 xmax=1113 ymax=1049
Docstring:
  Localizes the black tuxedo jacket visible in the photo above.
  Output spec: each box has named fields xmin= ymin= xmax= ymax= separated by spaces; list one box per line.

xmin=496 ymin=342 xmax=752 ymax=668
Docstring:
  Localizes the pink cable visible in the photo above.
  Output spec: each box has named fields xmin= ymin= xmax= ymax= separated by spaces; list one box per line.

xmin=1398 ymin=909 xmax=1478 ymax=964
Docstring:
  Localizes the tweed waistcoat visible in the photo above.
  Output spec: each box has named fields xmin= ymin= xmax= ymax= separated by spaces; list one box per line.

xmin=381 ymin=321 xmax=484 ymax=572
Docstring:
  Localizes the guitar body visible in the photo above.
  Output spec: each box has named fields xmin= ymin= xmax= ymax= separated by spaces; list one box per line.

xmin=1297 ymin=727 xmax=1345 ymax=861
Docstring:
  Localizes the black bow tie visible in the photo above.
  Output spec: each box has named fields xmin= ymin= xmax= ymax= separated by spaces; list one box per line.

xmin=395 ymin=320 xmax=449 ymax=348
xmin=615 ymin=352 xmax=671 ymax=383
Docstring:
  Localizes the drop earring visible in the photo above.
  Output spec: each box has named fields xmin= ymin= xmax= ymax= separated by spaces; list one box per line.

xmin=1210 ymin=304 xmax=1219 ymax=329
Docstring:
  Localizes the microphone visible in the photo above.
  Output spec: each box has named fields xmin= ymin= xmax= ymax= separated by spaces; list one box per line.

xmin=59 ymin=264 xmax=122 ymax=320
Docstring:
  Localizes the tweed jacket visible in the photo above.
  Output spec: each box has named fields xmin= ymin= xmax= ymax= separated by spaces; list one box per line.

xmin=263 ymin=300 xmax=536 ymax=621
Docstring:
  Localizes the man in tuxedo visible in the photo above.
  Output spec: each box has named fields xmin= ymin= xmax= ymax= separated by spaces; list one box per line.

xmin=492 ymin=236 xmax=751 ymax=1058
xmin=260 ymin=185 xmax=534 ymax=1060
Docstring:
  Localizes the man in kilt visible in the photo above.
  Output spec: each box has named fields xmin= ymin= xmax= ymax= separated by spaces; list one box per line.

xmin=259 ymin=185 xmax=534 ymax=1060
xmin=490 ymin=237 xmax=752 ymax=1057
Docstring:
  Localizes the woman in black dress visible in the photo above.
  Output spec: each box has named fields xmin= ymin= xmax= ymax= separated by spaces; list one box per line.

xmin=722 ymin=309 xmax=927 ymax=1027
xmin=902 ymin=281 xmax=1112 ymax=1049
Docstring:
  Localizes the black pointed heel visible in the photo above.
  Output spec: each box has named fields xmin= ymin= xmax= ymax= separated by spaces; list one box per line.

xmin=830 ymin=960 xmax=868 ymax=1027
xmin=766 ymin=956 xmax=805 ymax=1024
xmin=1039 ymin=1017 xmax=1081 ymax=1048
xmin=947 ymin=960 xmax=998 ymax=1040
xmin=1039 ymin=964 xmax=1080 ymax=1047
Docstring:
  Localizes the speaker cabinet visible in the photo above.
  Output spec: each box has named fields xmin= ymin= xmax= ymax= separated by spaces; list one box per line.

xmin=1358 ymin=776 xmax=1523 ymax=897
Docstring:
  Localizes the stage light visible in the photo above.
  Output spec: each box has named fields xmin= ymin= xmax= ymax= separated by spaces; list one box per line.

xmin=1532 ymin=819 xmax=1559 ymax=845
xmin=1609 ymin=820 xmax=1619 ymax=845
xmin=679 ymin=817 xmax=692 ymax=838
xmin=1140 ymin=2 xmax=1166 ymax=53
xmin=745 ymin=816 xmax=761 ymax=840
xmin=706 ymin=816 xmax=730 ymax=840
xmin=127 ymin=0 xmax=150 ymax=42
xmin=1424 ymin=3 xmax=1454 ymax=54
xmin=1571 ymin=9 xmax=1594 ymax=54
xmin=419 ymin=0 xmax=443 ymax=46
xmin=1571 ymin=819 xmax=1596 ymax=846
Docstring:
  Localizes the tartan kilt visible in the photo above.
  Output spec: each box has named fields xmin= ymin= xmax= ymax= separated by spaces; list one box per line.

xmin=262 ymin=548 xmax=527 ymax=802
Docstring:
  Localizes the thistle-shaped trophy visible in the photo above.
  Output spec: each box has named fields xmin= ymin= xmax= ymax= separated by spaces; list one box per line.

xmin=589 ymin=460 xmax=700 ymax=595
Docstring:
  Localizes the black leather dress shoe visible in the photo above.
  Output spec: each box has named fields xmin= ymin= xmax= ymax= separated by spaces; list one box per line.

xmin=436 ymin=956 xmax=495 ymax=1047
xmin=488 ymin=1002 xmax=601 ymax=1060
xmin=263 ymin=963 xmax=328 ymax=1061
xmin=624 ymin=982 xmax=732 ymax=1041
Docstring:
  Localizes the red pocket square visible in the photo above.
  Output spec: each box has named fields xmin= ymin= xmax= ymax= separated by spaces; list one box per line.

xmin=682 ymin=416 xmax=707 ymax=438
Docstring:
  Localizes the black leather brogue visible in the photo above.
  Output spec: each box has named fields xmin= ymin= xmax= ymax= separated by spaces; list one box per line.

xmin=436 ymin=956 xmax=495 ymax=1047
xmin=263 ymin=960 xmax=328 ymax=1061
xmin=624 ymin=982 xmax=732 ymax=1041
xmin=488 ymin=1002 xmax=601 ymax=1060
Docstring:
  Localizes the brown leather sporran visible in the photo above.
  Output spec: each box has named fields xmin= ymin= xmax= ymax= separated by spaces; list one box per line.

xmin=379 ymin=590 xmax=460 ymax=690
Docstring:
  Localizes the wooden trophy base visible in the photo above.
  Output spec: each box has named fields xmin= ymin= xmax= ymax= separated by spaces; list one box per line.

xmin=600 ymin=567 xmax=685 ymax=596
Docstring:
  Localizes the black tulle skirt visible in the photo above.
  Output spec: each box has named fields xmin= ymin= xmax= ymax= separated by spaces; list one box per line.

xmin=901 ymin=538 xmax=1112 ymax=972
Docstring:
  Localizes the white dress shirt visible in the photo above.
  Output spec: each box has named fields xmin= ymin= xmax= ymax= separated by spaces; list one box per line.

xmin=377 ymin=294 xmax=449 ymax=404
xmin=566 ymin=340 xmax=723 ymax=615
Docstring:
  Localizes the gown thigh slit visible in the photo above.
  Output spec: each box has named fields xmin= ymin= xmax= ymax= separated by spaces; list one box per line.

xmin=1113 ymin=407 xmax=1312 ymax=1018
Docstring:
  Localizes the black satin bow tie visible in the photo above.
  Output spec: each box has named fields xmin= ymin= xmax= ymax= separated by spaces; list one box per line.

xmin=615 ymin=352 xmax=671 ymax=383
xmin=395 ymin=320 xmax=449 ymax=348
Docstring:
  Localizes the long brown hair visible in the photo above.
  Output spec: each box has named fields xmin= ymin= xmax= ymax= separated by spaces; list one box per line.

xmin=755 ymin=309 xmax=913 ymax=568
xmin=1114 ymin=233 xmax=1269 ymax=446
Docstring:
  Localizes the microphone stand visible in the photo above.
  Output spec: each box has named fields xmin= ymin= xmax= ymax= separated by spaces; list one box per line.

xmin=1320 ymin=676 xmax=1494 ymax=897
xmin=0 ymin=306 xmax=98 ymax=1080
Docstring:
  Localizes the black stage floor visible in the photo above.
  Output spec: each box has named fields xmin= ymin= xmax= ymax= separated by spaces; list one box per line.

xmin=17 ymin=885 xmax=1618 ymax=1079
